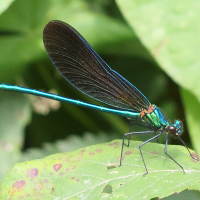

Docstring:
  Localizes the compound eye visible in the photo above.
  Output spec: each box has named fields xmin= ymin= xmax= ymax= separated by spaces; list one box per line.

xmin=167 ymin=125 xmax=176 ymax=135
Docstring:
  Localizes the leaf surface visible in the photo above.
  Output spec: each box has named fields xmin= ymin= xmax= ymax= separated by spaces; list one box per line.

xmin=0 ymin=0 xmax=14 ymax=14
xmin=1 ymin=140 xmax=200 ymax=199
xmin=116 ymin=0 xmax=200 ymax=102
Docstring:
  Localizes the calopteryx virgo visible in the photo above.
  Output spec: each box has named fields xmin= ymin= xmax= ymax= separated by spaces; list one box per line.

xmin=0 ymin=20 xmax=198 ymax=175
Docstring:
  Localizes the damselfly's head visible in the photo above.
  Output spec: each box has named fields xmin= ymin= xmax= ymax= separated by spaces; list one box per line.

xmin=166 ymin=120 xmax=183 ymax=136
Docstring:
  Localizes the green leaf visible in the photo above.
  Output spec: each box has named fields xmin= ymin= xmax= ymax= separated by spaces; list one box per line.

xmin=0 ymin=0 xmax=14 ymax=14
xmin=0 ymin=0 xmax=49 ymax=82
xmin=116 ymin=0 xmax=200 ymax=102
xmin=181 ymin=88 xmax=200 ymax=156
xmin=1 ymin=140 xmax=199 ymax=199
xmin=20 ymin=132 xmax=119 ymax=161
xmin=0 ymin=92 xmax=31 ymax=182
xmin=0 ymin=0 xmax=135 ymax=82
xmin=42 ymin=0 xmax=138 ymax=59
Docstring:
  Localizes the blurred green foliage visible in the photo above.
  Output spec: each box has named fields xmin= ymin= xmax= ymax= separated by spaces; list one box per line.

xmin=0 ymin=0 xmax=200 ymax=199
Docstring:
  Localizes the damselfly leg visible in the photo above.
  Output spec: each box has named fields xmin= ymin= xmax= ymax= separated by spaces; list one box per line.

xmin=119 ymin=129 xmax=163 ymax=176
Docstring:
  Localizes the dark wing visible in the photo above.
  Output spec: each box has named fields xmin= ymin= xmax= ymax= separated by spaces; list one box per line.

xmin=43 ymin=20 xmax=150 ymax=111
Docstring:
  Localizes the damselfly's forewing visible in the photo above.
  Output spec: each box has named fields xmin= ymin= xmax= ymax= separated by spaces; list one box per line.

xmin=43 ymin=20 xmax=150 ymax=111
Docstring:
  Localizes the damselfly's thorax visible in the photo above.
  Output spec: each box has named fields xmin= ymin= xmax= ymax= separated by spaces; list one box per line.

xmin=140 ymin=104 xmax=168 ymax=128
xmin=140 ymin=104 xmax=183 ymax=136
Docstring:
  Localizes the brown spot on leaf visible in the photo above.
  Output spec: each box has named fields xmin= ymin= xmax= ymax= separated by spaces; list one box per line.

xmin=53 ymin=164 xmax=62 ymax=172
xmin=45 ymin=179 xmax=48 ymax=183
xmin=51 ymin=187 xmax=54 ymax=193
xmin=79 ymin=153 xmax=84 ymax=156
xmin=76 ymin=158 xmax=82 ymax=161
xmin=125 ymin=151 xmax=132 ymax=155
xmin=89 ymin=152 xmax=95 ymax=155
xmin=26 ymin=168 xmax=38 ymax=179
xmin=71 ymin=177 xmax=75 ymax=180
xmin=59 ymin=172 xmax=64 ymax=176
xmin=151 ymin=151 xmax=158 ymax=155
xmin=81 ymin=150 xmax=86 ymax=152
xmin=76 ymin=179 xmax=80 ymax=182
xmin=12 ymin=180 xmax=26 ymax=190
xmin=96 ymin=149 xmax=103 ymax=153
xmin=9 ymin=180 xmax=26 ymax=194
xmin=109 ymin=141 xmax=119 ymax=147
